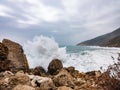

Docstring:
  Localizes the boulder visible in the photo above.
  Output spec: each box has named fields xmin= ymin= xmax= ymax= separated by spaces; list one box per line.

xmin=2 ymin=39 xmax=29 ymax=72
xmin=32 ymin=66 xmax=46 ymax=76
xmin=48 ymin=59 xmax=63 ymax=75
xmin=12 ymin=84 xmax=35 ymax=90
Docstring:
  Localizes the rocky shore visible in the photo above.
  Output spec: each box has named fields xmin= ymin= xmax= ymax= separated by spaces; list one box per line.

xmin=0 ymin=39 xmax=120 ymax=90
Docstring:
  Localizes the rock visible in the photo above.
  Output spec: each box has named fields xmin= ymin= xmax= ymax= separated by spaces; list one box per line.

xmin=48 ymin=59 xmax=63 ymax=75
xmin=0 ymin=42 xmax=8 ymax=60
xmin=39 ymin=78 xmax=55 ymax=90
xmin=0 ymin=60 xmax=13 ymax=72
xmin=53 ymin=69 xmax=74 ymax=88
xmin=57 ymin=86 xmax=73 ymax=90
xmin=12 ymin=84 xmax=35 ymax=90
xmin=86 ymin=71 xmax=101 ymax=77
xmin=2 ymin=39 xmax=29 ymax=72
xmin=0 ymin=71 xmax=31 ymax=90
xmin=27 ymin=75 xmax=54 ymax=88
xmin=32 ymin=66 xmax=46 ymax=76
xmin=13 ymin=71 xmax=30 ymax=85
xmin=66 ymin=66 xmax=75 ymax=73
xmin=3 ymin=71 xmax=14 ymax=77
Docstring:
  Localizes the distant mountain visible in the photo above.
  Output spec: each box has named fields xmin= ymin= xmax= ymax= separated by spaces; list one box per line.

xmin=77 ymin=27 xmax=120 ymax=47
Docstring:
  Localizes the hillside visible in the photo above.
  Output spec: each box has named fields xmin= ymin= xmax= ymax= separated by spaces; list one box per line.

xmin=77 ymin=27 xmax=120 ymax=47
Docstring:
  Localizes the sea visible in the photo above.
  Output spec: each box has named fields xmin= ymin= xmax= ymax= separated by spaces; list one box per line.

xmin=24 ymin=36 xmax=120 ymax=72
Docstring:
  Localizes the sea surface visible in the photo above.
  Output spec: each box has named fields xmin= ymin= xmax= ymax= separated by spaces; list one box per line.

xmin=24 ymin=36 xmax=120 ymax=72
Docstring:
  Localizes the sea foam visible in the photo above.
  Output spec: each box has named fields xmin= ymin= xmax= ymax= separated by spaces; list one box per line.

xmin=24 ymin=35 xmax=120 ymax=72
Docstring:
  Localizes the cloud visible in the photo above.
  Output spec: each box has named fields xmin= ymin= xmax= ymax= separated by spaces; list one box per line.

xmin=0 ymin=4 xmax=13 ymax=17
xmin=0 ymin=0 xmax=120 ymax=45
xmin=6 ymin=0 xmax=63 ymax=27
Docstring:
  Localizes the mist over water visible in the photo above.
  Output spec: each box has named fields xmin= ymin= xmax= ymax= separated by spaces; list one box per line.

xmin=24 ymin=35 xmax=120 ymax=72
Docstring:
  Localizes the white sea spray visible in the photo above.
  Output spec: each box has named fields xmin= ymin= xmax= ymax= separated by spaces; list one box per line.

xmin=24 ymin=35 xmax=120 ymax=72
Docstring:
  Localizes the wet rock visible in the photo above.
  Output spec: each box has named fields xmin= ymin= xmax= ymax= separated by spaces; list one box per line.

xmin=2 ymin=39 xmax=29 ymax=72
xmin=48 ymin=59 xmax=63 ymax=75
xmin=12 ymin=84 xmax=35 ymax=90
xmin=32 ymin=66 xmax=46 ymax=76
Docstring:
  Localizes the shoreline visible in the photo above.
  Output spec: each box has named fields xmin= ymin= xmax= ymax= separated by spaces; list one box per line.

xmin=0 ymin=39 xmax=120 ymax=90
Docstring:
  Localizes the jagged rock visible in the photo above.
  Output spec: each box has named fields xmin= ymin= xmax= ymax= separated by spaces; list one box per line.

xmin=48 ymin=59 xmax=63 ymax=75
xmin=12 ymin=84 xmax=35 ymax=90
xmin=0 ymin=42 xmax=8 ymax=60
xmin=32 ymin=66 xmax=46 ymax=76
xmin=53 ymin=69 xmax=74 ymax=88
xmin=57 ymin=86 xmax=73 ymax=90
xmin=2 ymin=39 xmax=29 ymax=72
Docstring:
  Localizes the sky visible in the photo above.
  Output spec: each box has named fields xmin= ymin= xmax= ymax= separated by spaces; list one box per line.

xmin=0 ymin=0 xmax=120 ymax=45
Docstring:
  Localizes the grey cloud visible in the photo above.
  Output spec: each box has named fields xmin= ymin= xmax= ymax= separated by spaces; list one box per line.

xmin=0 ymin=0 xmax=120 ymax=45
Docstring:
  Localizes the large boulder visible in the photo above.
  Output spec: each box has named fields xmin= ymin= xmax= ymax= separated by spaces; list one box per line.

xmin=48 ymin=59 xmax=63 ymax=75
xmin=2 ymin=39 xmax=29 ymax=72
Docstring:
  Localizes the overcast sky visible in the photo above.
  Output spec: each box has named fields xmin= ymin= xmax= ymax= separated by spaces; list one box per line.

xmin=0 ymin=0 xmax=120 ymax=45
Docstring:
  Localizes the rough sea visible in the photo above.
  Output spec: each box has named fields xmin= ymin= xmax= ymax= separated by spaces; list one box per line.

xmin=24 ymin=36 xmax=120 ymax=72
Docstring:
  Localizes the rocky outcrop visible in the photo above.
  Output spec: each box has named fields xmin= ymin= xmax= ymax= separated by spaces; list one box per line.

xmin=48 ymin=59 xmax=63 ymax=75
xmin=2 ymin=39 xmax=29 ymax=72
